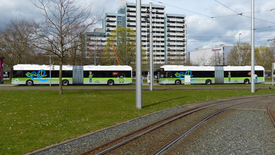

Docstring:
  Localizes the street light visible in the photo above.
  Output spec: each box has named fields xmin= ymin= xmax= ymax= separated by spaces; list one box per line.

xmin=251 ymin=0 xmax=255 ymax=93
xmin=239 ymin=33 xmax=241 ymax=43
xmin=94 ymin=34 xmax=97 ymax=65
xmin=237 ymin=33 xmax=242 ymax=66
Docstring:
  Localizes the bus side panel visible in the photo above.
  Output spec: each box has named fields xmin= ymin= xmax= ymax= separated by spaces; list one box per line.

xmin=11 ymin=78 xmax=29 ymax=85
xmin=158 ymin=78 xmax=179 ymax=84
xmin=11 ymin=77 xmax=73 ymax=85
xmin=83 ymin=78 xmax=132 ymax=84
xmin=158 ymin=77 xmax=215 ymax=84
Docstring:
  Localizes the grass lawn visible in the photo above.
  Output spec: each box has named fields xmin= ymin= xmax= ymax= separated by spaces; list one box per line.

xmin=0 ymin=85 xmax=274 ymax=154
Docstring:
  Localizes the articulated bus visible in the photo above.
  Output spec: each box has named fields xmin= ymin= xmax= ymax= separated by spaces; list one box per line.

xmin=12 ymin=64 xmax=132 ymax=86
xmin=157 ymin=65 xmax=265 ymax=85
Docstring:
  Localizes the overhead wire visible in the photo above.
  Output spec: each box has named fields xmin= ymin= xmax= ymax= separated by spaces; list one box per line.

xmin=214 ymin=0 xmax=239 ymax=14
xmin=149 ymin=0 xmax=275 ymax=46
xmin=150 ymin=0 xmax=213 ymax=18
xmin=151 ymin=0 xmax=275 ymax=26
xmin=214 ymin=0 xmax=275 ymax=26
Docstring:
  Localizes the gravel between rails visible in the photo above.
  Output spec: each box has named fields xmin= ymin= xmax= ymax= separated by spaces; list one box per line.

xmin=163 ymin=109 xmax=275 ymax=155
xmin=25 ymin=95 xmax=274 ymax=155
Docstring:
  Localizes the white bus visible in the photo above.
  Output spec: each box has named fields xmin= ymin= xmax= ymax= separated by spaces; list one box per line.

xmin=157 ymin=65 xmax=265 ymax=85
xmin=12 ymin=64 xmax=132 ymax=86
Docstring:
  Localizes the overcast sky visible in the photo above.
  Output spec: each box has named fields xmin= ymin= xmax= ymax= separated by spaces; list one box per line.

xmin=0 ymin=0 xmax=275 ymax=51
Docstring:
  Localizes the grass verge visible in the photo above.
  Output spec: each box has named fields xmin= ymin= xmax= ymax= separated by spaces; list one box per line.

xmin=0 ymin=89 xmax=274 ymax=154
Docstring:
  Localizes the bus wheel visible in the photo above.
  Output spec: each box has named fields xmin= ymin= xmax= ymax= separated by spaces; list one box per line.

xmin=107 ymin=80 xmax=114 ymax=86
xmin=175 ymin=80 xmax=181 ymax=85
xmin=205 ymin=79 xmax=212 ymax=85
xmin=244 ymin=79 xmax=250 ymax=84
xmin=26 ymin=80 xmax=33 ymax=86
xmin=62 ymin=80 xmax=69 ymax=86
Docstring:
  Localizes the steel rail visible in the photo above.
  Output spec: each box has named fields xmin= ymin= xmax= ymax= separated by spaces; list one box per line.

xmin=154 ymin=98 xmax=267 ymax=155
xmin=91 ymin=97 xmax=263 ymax=155
xmin=94 ymin=103 xmax=218 ymax=155
xmin=267 ymin=102 xmax=275 ymax=127
xmin=80 ymin=95 xmax=270 ymax=155
xmin=80 ymin=103 xmax=217 ymax=155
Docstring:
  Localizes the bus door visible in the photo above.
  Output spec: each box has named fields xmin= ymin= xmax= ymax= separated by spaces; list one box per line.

xmin=73 ymin=66 xmax=83 ymax=84
xmin=215 ymin=66 xmax=224 ymax=84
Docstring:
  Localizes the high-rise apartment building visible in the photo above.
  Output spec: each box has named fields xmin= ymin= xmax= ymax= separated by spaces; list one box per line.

xmin=83 ymin=2 xmax=187 ymax=65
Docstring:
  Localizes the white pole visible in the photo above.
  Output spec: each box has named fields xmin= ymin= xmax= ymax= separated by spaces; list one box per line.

xmin=272 ymin=63 xmax=274 ymax=86
xmin=94 ymin=34 xmax=96 ymax=65
xmin=149 ymin=2 xmax=154 ymax=91
xmin=136 ymin=0 xmax=142 ymax=109
xmin=49 ymin=55 xmax=52 ymax=86
xmin=251 ymin=0 xmax=255 ymax=93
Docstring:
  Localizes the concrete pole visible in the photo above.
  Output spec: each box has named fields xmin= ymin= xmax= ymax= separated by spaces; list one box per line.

xmin=251 ymin=0 xmax=255 ymax=93
xmin=94 ymin=34 xmax=96 ymax=65
xmin=49 ymin=55 xmax=52 ymax=86
xmin=272 ymin=63 xmax=274 ymax=86
xmin=136 ymin=0 xmax=142 ymax=109
xmin=149 ymin=2 xmax=154 ymax=91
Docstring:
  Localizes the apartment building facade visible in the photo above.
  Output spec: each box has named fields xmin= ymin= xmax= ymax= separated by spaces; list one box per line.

xmin=83 ymin=3 xmax=187 ymax=65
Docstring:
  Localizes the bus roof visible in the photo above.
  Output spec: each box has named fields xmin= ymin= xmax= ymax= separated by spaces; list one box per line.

xmin=223 ymin=66 xmax=264 ymax=71
xmin=160 ymin=65 xmax=215 ymax=71
xmin=83 ymin=65 xmax=132 ymax=71
xmin=13 ymin=64 xmax=73 ymax=70
xmin=160 ymin=65 xmax=265 ymax=71
xmin=13 ymin=64 xmax=132 ymax=71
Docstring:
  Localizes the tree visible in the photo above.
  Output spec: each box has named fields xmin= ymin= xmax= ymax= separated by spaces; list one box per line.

xmin=257 ymin=46 xmax=274 ymax=73
xmin=101 ymin=27 xmax=138 ymax=68
xmin=227 ymin=42 xmax=251 ymax=66
xmin=32 ymin=0 xmax=101 ymax=94
xmin=165 ymin=52 xmax=186 ymax=65
xmin=192 ymin=52 xmax=208 ymax=66
xmin=227 ymin=42 xmax=263 ymax=66
xmin=209 ymin=51 xmax=223 ymax=65
xmin=0 ymin=19 xmax=37 ymax=78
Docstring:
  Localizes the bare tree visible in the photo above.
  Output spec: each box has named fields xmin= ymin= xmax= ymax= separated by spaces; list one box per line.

xmin=209 ymin=51 xmax=223 ymax=65
xmin=166 ymin=52 xmax=185 ymax=65
xmin=257 ymin=46 xmax=274 ymax=73
xmin=32 ymin=0 xmax=102 ymax=94
xmin=102 ymin=27 xmax=137 ymax=66
xmin=0 ymin=19 xmax=37 ymax=78
xmin=227 ymin=42 xmax=251 ymax=66
xmin=195 ymin=52 xmax=208 ymax=66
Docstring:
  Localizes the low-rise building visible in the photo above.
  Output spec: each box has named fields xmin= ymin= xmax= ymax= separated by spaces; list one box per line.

xmin=189 ymin=44 xmax=234 ymax=66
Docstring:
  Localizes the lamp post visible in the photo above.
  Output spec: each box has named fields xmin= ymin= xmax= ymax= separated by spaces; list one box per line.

xmin=136 ymin=0 xmax=142 ymax=109
xmin=238 ymin=33 xmax=242 ymax=66
xmin=94 ymin=34 xmax=97 ymax=65
xmin=49 ymin=55 xmax=52 ymax=86
xmin=239 ymin=33 xmax=241 ymax=43
xmin=251 ymin=0 xmax=255 ymax=93
xmin=149 ymin=2 xmax=154 ymax=91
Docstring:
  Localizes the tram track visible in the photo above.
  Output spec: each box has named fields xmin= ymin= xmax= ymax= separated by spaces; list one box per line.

xmin=160 ymin=97 xmax=275 ymax=155
xmin=267 ymin=101 xmax=275 ymax=127
xmin=80 ymin=95 xmax=272 ymax=155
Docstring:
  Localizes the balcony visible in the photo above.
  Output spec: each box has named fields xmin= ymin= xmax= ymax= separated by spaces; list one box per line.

xmin=127 ymin=17 xmax=136 ymax=21
xmin=127 ymin=7 xmax=136 ymax=12
xmin=106 ymin=17 xmax=116 ymax=22
xmin=167 ymin=28 xmax=184 ymax=32
xmin=127 ymin=12 xmax=136 ymax=17
xmin=107 ymin=22 xmax=116 ymax=26
xmin=156 ymin=9 xmax=165 ymax=14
